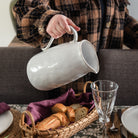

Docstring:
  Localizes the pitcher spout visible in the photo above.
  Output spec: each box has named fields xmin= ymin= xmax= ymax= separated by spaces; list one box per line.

xmin=92 ymin=65 xmax=99 ymax=74
xmin=80 ymin=40 xmax=100 ymax=74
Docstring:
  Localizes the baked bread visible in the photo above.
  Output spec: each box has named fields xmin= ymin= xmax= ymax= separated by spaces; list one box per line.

xmin=36 ymin=103 xmax=89 ymax=131
xmin=36 ymin=115 xmax=61 ymax=130
xmin=66 ymin=106 xmax=75 ymax=122
xmin=52 ymin=112 xmax=70 ymax=126
xmin=75 ymin=107 xmax=89 ymax=121
xmin=51 ymin=103 xmax=67 ymax=113
xmin=70 ymin=103 xmax=82 ymax=110
xmin=36 ymin=112 xmax=70 ymax=130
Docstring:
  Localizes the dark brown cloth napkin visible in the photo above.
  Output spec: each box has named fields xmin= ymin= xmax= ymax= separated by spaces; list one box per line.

xmin=0 ymin=102 xmax=10 ymax=114
xmin=26 ymin=88 xmax=94 ymax=125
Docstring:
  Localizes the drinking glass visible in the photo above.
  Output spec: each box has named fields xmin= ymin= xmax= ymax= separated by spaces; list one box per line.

xmin=91 ymin=80 xmax=119 ymax=137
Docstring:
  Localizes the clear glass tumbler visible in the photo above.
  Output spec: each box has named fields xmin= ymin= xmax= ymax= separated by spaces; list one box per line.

xmin=91 ymin=80 xmax=119 ymax=137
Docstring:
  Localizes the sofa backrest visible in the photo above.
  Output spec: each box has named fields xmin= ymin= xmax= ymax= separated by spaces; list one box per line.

xmin=0 ymin=47 xmax=138 ymax=105
xmin=97 ymin=49 xmax=138 ymax=105
xmin=0 ymin=47 xmax=60 ymax=104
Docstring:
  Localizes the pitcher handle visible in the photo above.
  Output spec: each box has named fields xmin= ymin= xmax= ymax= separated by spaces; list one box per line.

xmin=41 ymin=25 xmax=78 ymax=51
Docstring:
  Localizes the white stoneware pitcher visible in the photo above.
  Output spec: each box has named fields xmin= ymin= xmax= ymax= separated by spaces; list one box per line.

xmin=27 ymin=26 xmax=99 ymax=91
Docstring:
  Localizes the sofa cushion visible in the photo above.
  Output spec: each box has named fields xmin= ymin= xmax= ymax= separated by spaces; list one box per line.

xmin=0 ymin=47 xmax=138 ymax=105
xmin=97 ymin=49 xmax=138 ymax=105
xmin=0 ymin=47 xmax=60 ymax=104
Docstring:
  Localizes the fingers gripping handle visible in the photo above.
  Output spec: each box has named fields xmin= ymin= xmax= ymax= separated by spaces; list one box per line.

xmin=41 ymin=25 xmax=78 ymax=51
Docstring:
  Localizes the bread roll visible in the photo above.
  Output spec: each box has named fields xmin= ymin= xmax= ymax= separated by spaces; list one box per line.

xmin=70 ymin=103 xmax=82 ymax=110
xmin=51 ymin=103 xmax=67 ymax=113
xmin=36 ymin=103 xmax=89 ymax=131
xmin=66 ymin=106 xmax=75 ymax=123
xmin=36 ymin=115 xmax=61 ymax=131
xmin=52 ymin=112 xmax=69 ymax=126
xmin=75 ymin=107 xmax=89 ymax=121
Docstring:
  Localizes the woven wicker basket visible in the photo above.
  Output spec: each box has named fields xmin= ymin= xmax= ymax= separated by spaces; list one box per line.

xmin=19 ymin=81 xmax=98 ymax=138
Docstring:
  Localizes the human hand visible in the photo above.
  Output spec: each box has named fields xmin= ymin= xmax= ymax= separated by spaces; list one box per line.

xmin=46 ymin=14 xmax=80 ymax=39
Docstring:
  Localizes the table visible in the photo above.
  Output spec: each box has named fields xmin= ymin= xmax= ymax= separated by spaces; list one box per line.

xmin=4 ymin=104 xmax=132 ymax=138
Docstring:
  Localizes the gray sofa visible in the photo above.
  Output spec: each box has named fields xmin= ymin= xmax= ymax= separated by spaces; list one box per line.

xmin=0 ymin=47 xmax=138 ymax=105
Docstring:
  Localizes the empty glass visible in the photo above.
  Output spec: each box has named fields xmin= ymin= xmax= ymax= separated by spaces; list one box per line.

xmin=91 ymin=80 xmax=119 ymax=137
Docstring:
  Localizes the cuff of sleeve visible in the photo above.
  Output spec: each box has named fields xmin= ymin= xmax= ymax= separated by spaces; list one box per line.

xmin=38 ymin=10 xmax=62 ymax=37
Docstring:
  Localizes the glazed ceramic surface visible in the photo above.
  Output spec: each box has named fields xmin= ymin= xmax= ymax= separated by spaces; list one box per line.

xmin=121 ymin=105 xmax=138 ymax=137
xmin=27 ymin=26 xmax=99 ymax=90
xmin=0 ymin=111 xmax=13 ymax=135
